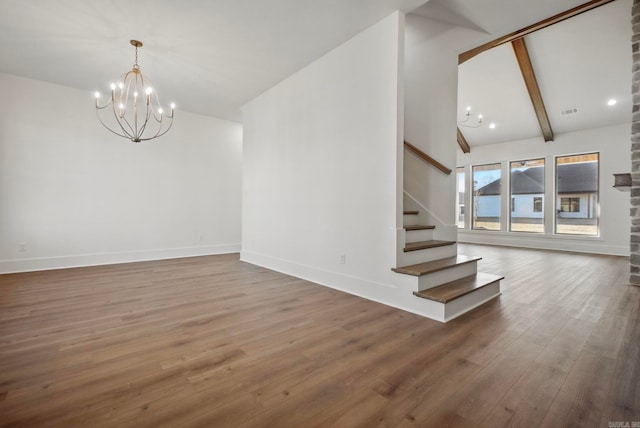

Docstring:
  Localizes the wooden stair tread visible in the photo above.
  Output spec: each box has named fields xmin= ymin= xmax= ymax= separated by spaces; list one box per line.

xmin=413 ymin=273 xmax=504 ymax=303
xmin=404 ymin=224 xmax=435 ymax=231
xmin=392 ymin=255 xmax=481 ymax=276
xmin=403 ymin=210 xmax=419 ymax=215
xmin=403 ymin=240 xmax=455 ymax=252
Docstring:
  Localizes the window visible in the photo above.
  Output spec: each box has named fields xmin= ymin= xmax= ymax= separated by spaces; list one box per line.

xmin=473 ymin=163 xmax=501 ymax=231
xmin=456 ymin=167 xmax=465 ymax=229
xmin=560 ymin=197 xmax=580 ymax=212
xmin=510 ymin=159 xmax=544 ymax=233
xmin=533 ymin=197 xmax=543 ymax=212
xmin=555 ymin=153 xmax=598 ymax=236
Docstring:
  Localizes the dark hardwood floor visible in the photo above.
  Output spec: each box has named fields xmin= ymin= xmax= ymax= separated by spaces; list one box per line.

xmin=0 ymin=244 xmax=638 ymax=427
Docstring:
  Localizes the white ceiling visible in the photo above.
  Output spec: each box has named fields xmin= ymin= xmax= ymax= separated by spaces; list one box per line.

xmin=0 ymin=0 xmax=427 ymax=122
xmin=452 ymin=0 xmax=632 ymax=146
xmin=411 ymin=0 xmax=593 ymax=49
xmin=0 ymin=0 xmax=633 ymax=142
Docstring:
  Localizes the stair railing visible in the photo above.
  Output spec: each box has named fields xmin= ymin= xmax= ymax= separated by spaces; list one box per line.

xmin=404 ymin=141 xmax=452 ymax=175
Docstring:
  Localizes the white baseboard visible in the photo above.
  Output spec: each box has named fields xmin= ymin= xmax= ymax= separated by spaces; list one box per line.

xmin=240 ymin=249 xmax=474 ymax=322
xmin=458 ymin=230 xmax=628 ymax=256
xmin=240 ymin=249 xmax=397 ymax=292
xmin=0 ymin=243 xmax=241 ymax=274
xmin=239 ymin=249 xmax=433 ymax=314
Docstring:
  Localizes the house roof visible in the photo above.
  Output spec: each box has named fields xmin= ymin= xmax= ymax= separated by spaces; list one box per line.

xmin=476 ymin=162 xmax=597 ymax=195
xmin=511 ymin=168 xmax=545 ymax=194
xmin=556 ymin=161 xmax=598 ymax=194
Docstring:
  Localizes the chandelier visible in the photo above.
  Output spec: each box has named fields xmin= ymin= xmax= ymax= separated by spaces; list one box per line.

xmin=94 ymin=40 xmax=174 ymax=142
xmin=458 ymin=107 xmax=483 ymax=128
xmin=458 ymin=106 xmax=496 ymax=129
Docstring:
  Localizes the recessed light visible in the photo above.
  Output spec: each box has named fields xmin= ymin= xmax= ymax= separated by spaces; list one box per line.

xmin=607 ymin=99 xmax=617 ymax=106
xmin=489 ymin=123 xmax=496 ymax=129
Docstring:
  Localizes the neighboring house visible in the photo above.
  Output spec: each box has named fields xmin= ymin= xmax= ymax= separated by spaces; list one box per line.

xmin=474 ymin=162 xmax=597 ymax=220
xmin=555 ymin=161 xmax=598 ymax=220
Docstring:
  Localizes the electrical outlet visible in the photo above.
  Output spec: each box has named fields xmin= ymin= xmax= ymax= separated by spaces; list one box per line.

xmin=340 ymin=254 xmax=346 ymax=264
xmin=18 ymin=243 xmax=26 ymax=252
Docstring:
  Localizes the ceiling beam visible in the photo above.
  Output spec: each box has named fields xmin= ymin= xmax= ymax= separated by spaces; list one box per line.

xmin=458 ymin=0 xmax=615 ymax=64
xmin=457 ymin=127 xmax=471 ymax=153
xmin=511 ymin=37 xmax=554 ymax=142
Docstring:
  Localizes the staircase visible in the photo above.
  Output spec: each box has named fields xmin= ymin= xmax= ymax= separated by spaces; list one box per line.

xmin=392 ymin=209 xmax=503 ymax=323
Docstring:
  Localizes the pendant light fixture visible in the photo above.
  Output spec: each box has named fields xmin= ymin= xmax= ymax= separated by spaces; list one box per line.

xmin=94 ymin=40 xmax=175 ymax=142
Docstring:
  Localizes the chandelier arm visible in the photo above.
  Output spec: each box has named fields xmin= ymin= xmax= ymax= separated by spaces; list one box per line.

xmin=457 ymin=109 xmax=483 ymax=128
xmin=110 ymin=103 xmax=137 ymax=140
xmin=122 ymin=75 xmax=141 ymax=137
xmin=459 ymin=123 xmax=482 ymax=129
xmin=135 ymin=101 xmax=154 ymax=139
xmin=151 ymin=110 xmax=163 ymax=123
xmin=143 ymin=90 xmax=164 ymax=128
xmin=96 ymin=109 xmax=133 ymax=140
xmin=132 ymin=99 xmax=141 ymax=141
xmin=146 ymin=114 xmax=166 ymax=140
xmin=142 ymin=73 xmax=160 ymax=136
xmin=118 ymin=113 xmax=139 ymax=139
xmin=96 ymin=100 xmax=113 ymax=110
xmin=137 ymin=117 xmax=174 ymax=142
xmin=124 ymin=75 xmax=139 ymax=139
xmin=137 ymin=71 xmax=152 ymax=139
xmin=96 ymin=99 xmax=136 ymax=139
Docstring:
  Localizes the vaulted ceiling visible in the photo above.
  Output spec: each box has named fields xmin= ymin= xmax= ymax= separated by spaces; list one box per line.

xmin=447 ymin=0 xmax=631 ymax=148
xmin=0 ymin=0 xmax=427 ymax=122
xmin=0 ymin=0 xmax=631 ymax=137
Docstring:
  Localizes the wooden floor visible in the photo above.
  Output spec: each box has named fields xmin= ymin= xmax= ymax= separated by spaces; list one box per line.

xmin=0 ymin=244 xmax=638 ymax=427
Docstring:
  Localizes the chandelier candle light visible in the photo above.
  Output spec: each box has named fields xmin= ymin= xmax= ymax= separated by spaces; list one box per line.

xmin=95 ymin=40 xmax=175 ymax=142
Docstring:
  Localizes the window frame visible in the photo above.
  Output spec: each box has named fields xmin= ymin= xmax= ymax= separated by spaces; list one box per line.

xmin=472 ymin=162 xmax=502 ymax=231
xmin=455 ymin=166 xmax=465 ymax=229
xmin=554 ymin=152 xmax=599 ymax=236
xmin=509 ymin=158 xmax=545 ymax=234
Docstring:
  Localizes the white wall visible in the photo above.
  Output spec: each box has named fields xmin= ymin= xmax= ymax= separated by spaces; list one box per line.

xmin=513 ymin=194 xmax=544 ymax=218
xmin=242 ymin=12 xmax=405 ymax=304
xmin=403 ymin=15 xmax=485 ymax=241
xmin=0 ymin=72 xmax=242 ymax=273
xmin=457 ymin=123 xmax=630 ymax=255
xmin=476 ymin=195 xmax=500 ymax=217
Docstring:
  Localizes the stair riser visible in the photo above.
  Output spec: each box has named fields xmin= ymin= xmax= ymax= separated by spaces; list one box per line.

xmin=443 ymin=281 xmax=501 ymax=322
xmin=403 ymin=214 xmax=419 ymax=226
xmin=418 ymin=263 xmax=478 ymax=291
xmin=405 ymin=229 xmax=434 ymax=242
xmin=399 ymin=244 xmax=457 ymax=266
